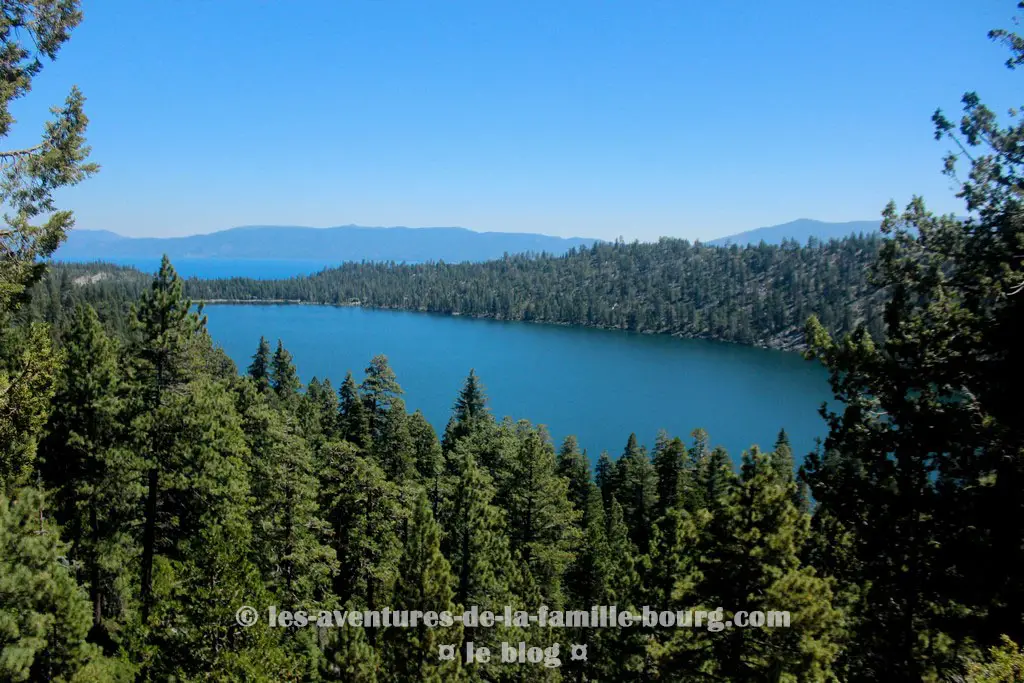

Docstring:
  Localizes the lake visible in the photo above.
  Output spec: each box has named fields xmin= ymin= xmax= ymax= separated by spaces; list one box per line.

xmin=87 ymin=258 xmax=389 ymax=279
xmin=203 ymin=304 xmax=833 ymax=465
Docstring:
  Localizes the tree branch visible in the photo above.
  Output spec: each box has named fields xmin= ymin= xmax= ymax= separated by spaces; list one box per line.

xmin=0 ymin=143 xmax=46 ymax=160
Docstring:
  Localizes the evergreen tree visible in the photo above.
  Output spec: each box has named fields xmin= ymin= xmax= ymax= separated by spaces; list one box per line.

xmin=556 ymin=435 xmax=591 ymax=514
xmin=270 ymin=338 xmax=301 ymax=406
xmin=247 ymin=336 xmax=272 ymax=393
xmin=682 ymin=428 xmax=712 ymax=510
xmin=338 ymin=371 xmax=372 ymax=449
xmin=128 ymin=255 xmax=208 ymax=623
xmin=593 ymin=496 xmax=645 ymax=680
xmin=138 ymin=378 xmax=281 ymax=680
xmin=319 ymin=441 xmax=405 ymax=612
xmin=408 ymin=409 xmax=443 ymax=506
xmin=305 ymin=376 xmax=339 ymax=438
xmin=324 ymin=617 xmax=379 ymax=682
xmin=772 ymin=427 xmax=809 ymax=510
xmin=562 ymin=483 xmax=611 ymax=683
xmin=500 ymin=423 xmax=581 ymax=606
xmin=801 ymin=12 xmax=1024 ymax=676
xmin=240 ymin=388 xmax=336 ymax=610
xmin=0 ymin=0 xmax=97 ymax=316
xmin=372 ymin=396 xmax=416 ymax=481
xmin=383 ymin=490 xmax=464 ymax=682
xmin=614 ymin=433 xmax=659 ymax=552
xmin=360 ymin=354 xmax=403 ymax=437
xmin=446 ymin=369 xmax=492 ymax=447
xmin=704 ymin=447 xmax=842 ymax=680
xmin=38 ymin=303 xmax=139 ymax=640
xmin=772 ymin=428 xmax=794 ymax=481
xmin=645 ymin=506 xmax=707 ymax=677
xmin=437 ymin=443 xmax=522 ymax=682
xmin=0 ymin=323 xmax=60 ymax=493
xmin=0 ymin=488 xmax=129 ymax=682
xmin=594 ymin=450 xmax=616 ymax=508
xmin=441 ymin=443 xmax=514 ymax=609
xmin=652 ymin=431 xmax=687 ymax=520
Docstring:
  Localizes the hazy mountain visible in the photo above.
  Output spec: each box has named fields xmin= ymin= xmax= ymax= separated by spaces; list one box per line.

xmin=708 ymin=218 xmax=882 ymax=246
xmin=53 ymin=225 xmax=599 ymax=264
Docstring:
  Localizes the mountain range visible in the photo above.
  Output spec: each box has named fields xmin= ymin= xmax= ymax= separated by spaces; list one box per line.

xmin=52 ymin=219 xmax=886 ymax=266
xmin=706 ymin=218 xmax=882 ymax=246
xmin=52 ymin=225 xmax=599 ymax=265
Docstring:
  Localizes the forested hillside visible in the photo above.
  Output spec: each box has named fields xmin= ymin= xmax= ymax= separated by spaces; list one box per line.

xmin=187 ymin=236 xmax=885 ymax=350
xmin=42 ymin=234 xmax=885 ymax=351
xmin=4 ymin=2 xmax=1024 ymax=682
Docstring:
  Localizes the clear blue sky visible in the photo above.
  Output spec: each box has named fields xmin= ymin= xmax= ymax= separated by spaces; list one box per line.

xmin=9 ymin=0 xmax=1021 ymax=241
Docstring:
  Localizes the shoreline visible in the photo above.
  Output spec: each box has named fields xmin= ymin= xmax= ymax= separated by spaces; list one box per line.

xmin=196 ymin=299 xmax=807 ymax=352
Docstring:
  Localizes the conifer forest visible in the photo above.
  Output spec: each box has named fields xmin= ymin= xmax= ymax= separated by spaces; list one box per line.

xmin=2 ymin=1 xmax=1024 ymax=681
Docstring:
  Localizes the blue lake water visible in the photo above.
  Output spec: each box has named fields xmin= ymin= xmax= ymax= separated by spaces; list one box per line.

xmin=86 ymin=257 xmax=345 ymax=279
xmin=203 ymin=304 xmax=833 ymax=465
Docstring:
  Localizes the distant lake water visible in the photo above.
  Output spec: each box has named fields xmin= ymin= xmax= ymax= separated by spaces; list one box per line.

xmin=203 ymin=304 xmax=832 ymax=465
xmin=94 ymin=258 xmax=349 ymax=279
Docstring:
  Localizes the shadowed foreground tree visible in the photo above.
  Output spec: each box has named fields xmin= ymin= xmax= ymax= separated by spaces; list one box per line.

xmin=0 ymin=0 xmax=98 ymax=492
xmin=802 ymin=5 xmax=1024 ymax=680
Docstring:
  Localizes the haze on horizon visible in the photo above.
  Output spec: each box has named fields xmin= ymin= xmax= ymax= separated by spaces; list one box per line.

xmin=11 ymin=0 xmax=1018 ymax=242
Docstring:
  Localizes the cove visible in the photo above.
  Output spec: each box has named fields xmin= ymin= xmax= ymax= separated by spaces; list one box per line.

xmin=203 ymin=304 xmax=833 ymax=464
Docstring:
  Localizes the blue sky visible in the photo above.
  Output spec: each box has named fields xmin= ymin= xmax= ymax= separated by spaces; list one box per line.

xmin=9 ymin=0 xmax=1020 ymax=241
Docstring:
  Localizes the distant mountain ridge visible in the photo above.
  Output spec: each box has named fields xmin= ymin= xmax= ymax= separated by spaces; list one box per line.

xmin=53 ymin=225 xmax=599 ymax=264
xmin=54 ymin=218 xmax=890 ymax=266
xmin=708 ymin=219 xmax=882 ymax=246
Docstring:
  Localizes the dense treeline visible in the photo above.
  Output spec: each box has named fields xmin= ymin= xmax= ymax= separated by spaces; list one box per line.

xmin=5 ymin=258 xmax=851 ymax=680
xmin=179 ymin=235 xmax=885 ymax=350
xmin=21 ymin=261 xmax=151 ymax=341
xmin=28 ymin=232 xmax=885 ymax=353
xmin=5 ymin=1 xmax=1024 ymax=681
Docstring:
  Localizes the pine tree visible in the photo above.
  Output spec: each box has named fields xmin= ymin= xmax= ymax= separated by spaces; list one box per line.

xmin=646 ymin=506 xmax=703 ymax=608
xmin=562 ymin=483 xmax=611 ymax=683
xmin=270 ymin=338 xmax=301 ymax=406
xmin=593 ymin=496 xmax=645 ymax=680
xmin=338 ymin=371 xmax=372 ymax=449
xmin=645 ymin=506 xmax=708 ymax=677
xmin=241 ymin=389 xmax=337 ymax=610
xmin=446 ymin=369 xmax=492 ymax=447
xmin=652 ymin=431 xmax=687 ymax=520
xmin=372 ymin=396 xmax=415 ymax=481
xmin=138 ymin=378 xmax=279 ymax=680
xmin=408 ymin=409 xmax=443 ymax=496
xmin=500 ymin=423 xmax=581 ymax=606
xmin=440 ymin=443 xmax=514 ymax=609
xmin=772 ymin=427 xmax=809 ymax=510
xmin=0 ymin=323 xmax=61 ymax=493
xmin=772 ymin=428 xmax=794 ymax=480
xmin=682 ymin=428 xmax=712 ymax=511
xmin=456 ymin=417 xmax=519 ymax=502
xmin=319 ymin=441 xmax=405 ymax=612
xmin=324 ymin=617 xmax=379 ymax=682
xmin=129 ymin=255 xmax=208 ymax=623
xmin=307 ymin=376 xmax=339 ymax=438
xmin=0 ymin=0 xmax=97 ymax=316
xmin=698 ymin=445 xmax=736 ymax=512
xmin=799 ymin=12 xmax=1024 ymax=677
xmin=556 ymin=435 xmax=591 ymax=514
xmin=383 ymin=490 xmax=464 ymax=682
xmin=594 ymin=450 xmax=616 ymax=508
xmin=360 ymin=354 xmax=403 ymax=437
xmin=614 ymin=432 xmax=659 ymax=552
xmin=247 ymin=336 xmax=272 ymax=393
xmin=703 ymin=447 xmax=842 ymax=680
xmin=38 ymin=303 xmax=140 ymax=640
xmin=0 ymin=488 xmax=129 ymax=682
